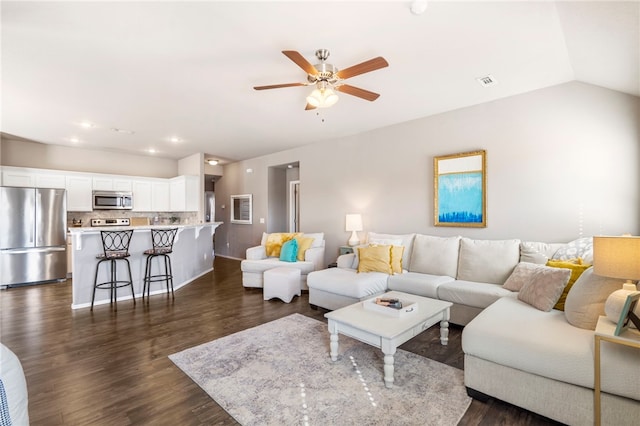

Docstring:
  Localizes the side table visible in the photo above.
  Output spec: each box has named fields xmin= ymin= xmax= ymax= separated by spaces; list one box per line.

xmin=339 ymin=245 xmax=354 ymax=256
xmin=593 ymin=315 xmax=640 ymax=425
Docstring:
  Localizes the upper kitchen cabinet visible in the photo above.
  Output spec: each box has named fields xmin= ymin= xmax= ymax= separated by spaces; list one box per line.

xmin=92 ymin=177 xmax=132 ymax=192
xmin=65 ymin=175 xmax=93 ymax=211
xmin=132 ymin=180 xmax=152 ymax=211
xmin=151 ymin=181 xmax=170 ymax=212
xmin=170 ymin=175 xmax=199 ymax=212
xmin=1 ymin=167 xmax=65 ymax=189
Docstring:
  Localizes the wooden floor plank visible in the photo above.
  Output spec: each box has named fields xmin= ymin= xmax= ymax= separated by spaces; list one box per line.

xmin=0 ymin=256 xmax=561 ymax=425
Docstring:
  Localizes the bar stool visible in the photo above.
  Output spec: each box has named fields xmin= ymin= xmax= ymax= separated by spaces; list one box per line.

xmin=91 ymin=230 xmax=135 ymax=311
xmin=142 ymin=228 xmax=178 ymax=299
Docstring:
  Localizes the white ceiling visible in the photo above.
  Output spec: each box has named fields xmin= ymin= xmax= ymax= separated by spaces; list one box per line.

xmin=1 ymin=1 xmax=638 ymax=163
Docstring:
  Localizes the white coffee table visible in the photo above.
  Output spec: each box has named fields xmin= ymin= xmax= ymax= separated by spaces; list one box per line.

xmin=324 ymin=291 xmax=452 ymax=388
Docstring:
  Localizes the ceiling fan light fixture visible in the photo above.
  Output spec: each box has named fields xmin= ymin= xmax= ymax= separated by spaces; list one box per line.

xmin=306 ymin=88 xmax=339 ymax=108
xmin=207 ymin=159 xmax=219 ymax=166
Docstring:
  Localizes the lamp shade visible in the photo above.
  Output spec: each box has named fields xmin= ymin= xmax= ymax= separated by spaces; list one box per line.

xmin=306 ymin=88 xmax=339 ymax=108
xmin=345 ymin=214 xmax=363 ymax=232
xmin=593 ymin=236 xmax=640 ymax=281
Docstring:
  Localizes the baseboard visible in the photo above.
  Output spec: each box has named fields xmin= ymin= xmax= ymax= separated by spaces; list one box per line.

xmin=215 ymin=254 xmax=244 ymax=261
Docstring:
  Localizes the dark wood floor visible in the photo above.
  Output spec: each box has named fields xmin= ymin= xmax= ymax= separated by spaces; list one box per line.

xmin=0 ymin=257 xmax=561 ymax=425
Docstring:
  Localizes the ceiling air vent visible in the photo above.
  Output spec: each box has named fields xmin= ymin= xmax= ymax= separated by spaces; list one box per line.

xmin=476 ymin=75 xmax=497 ymax=87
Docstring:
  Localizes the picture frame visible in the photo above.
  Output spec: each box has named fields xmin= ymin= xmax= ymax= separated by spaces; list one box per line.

xmin=230 ymin=194 xmax=252 ymax=224
xmin=434 ymin=150 xmax=486 ymax=227
xmin=614 ymin=291 xmax=640 ymax=336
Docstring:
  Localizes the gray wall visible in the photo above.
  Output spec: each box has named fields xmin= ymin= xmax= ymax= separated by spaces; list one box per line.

xmin=214 ymin=82 xmax=640 ymax=263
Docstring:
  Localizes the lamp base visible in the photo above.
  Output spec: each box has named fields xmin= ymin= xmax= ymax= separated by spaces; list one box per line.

xmin=348 ymin=231 xmax=360 ymax=247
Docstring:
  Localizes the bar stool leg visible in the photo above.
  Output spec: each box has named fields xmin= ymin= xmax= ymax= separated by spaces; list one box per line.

xmin=125 ymin=258 xmax=136 ymax=305
xmin=111 ymin=258 xmax=117 ymax=311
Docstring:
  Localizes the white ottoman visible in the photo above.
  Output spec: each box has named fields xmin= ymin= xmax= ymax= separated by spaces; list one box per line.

xmin=263 ymin=267 xmax=301 ymax=303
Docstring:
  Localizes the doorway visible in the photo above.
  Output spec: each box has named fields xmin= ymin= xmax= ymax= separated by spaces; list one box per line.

xmin=289 ymin=180 xmax=300 ymax=232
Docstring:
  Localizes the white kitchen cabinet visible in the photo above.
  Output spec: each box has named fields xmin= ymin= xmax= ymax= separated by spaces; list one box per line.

xmin=2 ymin=169 xmax=36 ymax=187
xmin=170 ymin=175 xmax=199 ymax=211
xmin=66 ymin=175 xmax=93 ymax=211
xmin=93 ymin=177 xmax=132 ymax=192
xmin=35 ymin=173 xmax=67 ymax=189
xmin=152 ymin=181 xmax=170 ymax=212
xmin=132 ymin=180 xmax=152 ymax=211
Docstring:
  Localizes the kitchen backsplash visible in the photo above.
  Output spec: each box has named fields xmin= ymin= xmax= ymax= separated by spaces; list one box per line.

xmin=68 ymin=211 xmax=199 ymax=227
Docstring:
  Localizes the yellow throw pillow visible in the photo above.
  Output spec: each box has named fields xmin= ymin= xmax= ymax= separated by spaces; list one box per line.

xmin=546 ymin=258 xmax=591 ymax=311
xmin=357 ymin=245 xmax=392 ymax=274
xmin=390 ymin=245 xmax=405 ymax=274
xmin=265 ymin=233 xmax=300 ymax=257
xmin=295 ymin=236 xmax=314 ymax=261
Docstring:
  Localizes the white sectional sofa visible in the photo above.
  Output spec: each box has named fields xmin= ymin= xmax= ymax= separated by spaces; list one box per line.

xmin=306 ymin=232 xmax=640 ymax=424
xmin=241 ymin=232 xmax=325 ymax=291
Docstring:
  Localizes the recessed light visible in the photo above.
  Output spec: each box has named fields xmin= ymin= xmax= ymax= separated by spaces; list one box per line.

xmin=170 ymin=137 xmax=181 ymax=143
xmin=207 ymin=159 xmax=219 ymax=166
xmin=79 ymin=121 xmax=95 ymax=129
xmin=287 ymin=164 xmax=293 ymax=169
xmin=147 ymin=148 xmax=157 ymax=154
xmin=70 ymin=137 xmax=80 ymax=143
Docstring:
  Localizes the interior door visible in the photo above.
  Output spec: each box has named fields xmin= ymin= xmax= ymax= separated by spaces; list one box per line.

xmin=289 ymin=180 xmax=300 ymax=232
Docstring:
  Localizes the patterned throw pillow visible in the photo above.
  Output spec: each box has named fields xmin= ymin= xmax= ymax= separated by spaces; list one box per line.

xmin=518 ymin=267 xmax=571 ymax=312
xmin=552 ymin=237 xmax=593 ymax=263
xmin=503 ymin=262 xmax=544 ymax=291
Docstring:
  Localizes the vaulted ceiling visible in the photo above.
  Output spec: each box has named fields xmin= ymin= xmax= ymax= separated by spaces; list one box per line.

xmin=2 ymin=1 xmax=638 ymax=163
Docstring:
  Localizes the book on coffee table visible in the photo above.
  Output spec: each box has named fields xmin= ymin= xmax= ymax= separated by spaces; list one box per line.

xmin=363 ymin=297 xmax=419 ymax=318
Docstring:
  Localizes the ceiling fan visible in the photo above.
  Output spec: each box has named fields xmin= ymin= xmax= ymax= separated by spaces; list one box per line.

xmin=253 ymin=49 xmax=389 ymax=110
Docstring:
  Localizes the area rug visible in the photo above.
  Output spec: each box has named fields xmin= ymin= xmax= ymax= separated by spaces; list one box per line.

xmin=169 ymin=313 xmax=471 ymax=426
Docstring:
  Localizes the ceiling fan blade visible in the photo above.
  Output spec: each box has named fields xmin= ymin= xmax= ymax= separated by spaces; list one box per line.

xmin=336 ymin=57 xmax=389 ymax=80
xmin=305 ymin=103 xmax=317 ymax=111
xmin=282 ymin=50 xmax=319 ymax=76
xmin=336 ymin=84 xmax=380 ymax=101
xmin=253 ymin=82 xmax=306 ymax=90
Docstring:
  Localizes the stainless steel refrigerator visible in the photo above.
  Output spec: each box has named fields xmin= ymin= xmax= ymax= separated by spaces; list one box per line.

xmin=1 ymin=187 xmax=67 ymax=287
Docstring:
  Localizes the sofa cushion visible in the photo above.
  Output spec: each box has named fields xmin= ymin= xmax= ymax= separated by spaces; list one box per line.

xmin=390 ymin=245 xmax=405 ymax=274
xmin=517 ymin=267 xmax=570 ymax=312
xmin=303 ymin=232 xmax=325 ymax=248
xmin=307 ymin=268 xmax=388 ymax=299
xmin=409 ymin=234 xmax=460 ymax=277
xmin=564 ymin=267 xmax=624 ymax=330
xmin=357 ymin=245 xmax=392 ymax=274
xmin=367 ymin=232 xmax=415 ymax=269
xmin=241 ymin=258 xmax=315 ymax=275
xmin=520 ymin=241 xmax=566 ymax=264
xmin=437 ymin=280 xmax=512 ymax=309
xmin=264 ymin=232 xmax=300 ymax=257
xmin=457 ymin=238 xmax=520 ymax=284
xmin=462 ymin=296 xmax=640 ymax=399
xmin=387 ymin=272 xmax=454 ymax=299
xmin=545 ymin=258 xmax=591 ymax=311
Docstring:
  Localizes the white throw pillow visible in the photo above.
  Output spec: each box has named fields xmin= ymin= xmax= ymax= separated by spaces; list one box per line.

xmin=409 ymin=234 xmax=460 ymax=277
xmin=302 ymin=232 xmax=325 ymax=248
xmin=517 ymin=267 xmax=571 ymax=312
xmin=457 ymin=238 xmax=521 ymax=284
xmin=503 ymin=262 xmax=545 ymax=291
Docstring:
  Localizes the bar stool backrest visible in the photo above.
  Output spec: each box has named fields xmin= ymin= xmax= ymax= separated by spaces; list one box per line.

xmin=100 ymin=230 xmax=134 ymax=258
xmin=150 ymin=228 xmax=178 ymax=253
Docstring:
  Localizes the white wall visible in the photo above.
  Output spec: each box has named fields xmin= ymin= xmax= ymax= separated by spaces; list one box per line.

xmin=0 ymin=137 xmax=178 ymax=178
xmin=214 ymin=82 xmax=640 ymax=262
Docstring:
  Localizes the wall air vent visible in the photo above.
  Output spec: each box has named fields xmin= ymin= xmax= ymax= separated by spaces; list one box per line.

xmin=476 ymin=75 xmax=497 ymax=87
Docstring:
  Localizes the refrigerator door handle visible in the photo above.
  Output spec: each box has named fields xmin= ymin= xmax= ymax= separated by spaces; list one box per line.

xmin=1 ymin=247 xmax=66 ymax=254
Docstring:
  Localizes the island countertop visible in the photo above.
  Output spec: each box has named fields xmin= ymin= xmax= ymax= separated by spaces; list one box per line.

xmin=69 ymin=222 xmax=222 ymax=309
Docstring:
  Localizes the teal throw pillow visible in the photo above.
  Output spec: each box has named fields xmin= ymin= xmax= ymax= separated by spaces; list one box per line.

xmin=279 ymin=238 xmax=298 ymax=262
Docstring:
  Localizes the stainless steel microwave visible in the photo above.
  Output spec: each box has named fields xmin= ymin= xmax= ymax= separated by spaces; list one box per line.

xmin=92 ymin=191 xmax=133 ymax=210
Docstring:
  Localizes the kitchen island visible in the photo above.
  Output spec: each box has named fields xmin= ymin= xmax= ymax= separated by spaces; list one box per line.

xmin=68 ymin=222 xmax=222 ymax=309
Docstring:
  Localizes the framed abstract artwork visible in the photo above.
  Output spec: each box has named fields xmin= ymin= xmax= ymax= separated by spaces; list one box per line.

xmin=434 ymin=150 xmax=486 ymax=227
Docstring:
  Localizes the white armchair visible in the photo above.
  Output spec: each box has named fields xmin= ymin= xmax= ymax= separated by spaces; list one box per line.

xmin=241 ymin=232 xmax=325 ymax=291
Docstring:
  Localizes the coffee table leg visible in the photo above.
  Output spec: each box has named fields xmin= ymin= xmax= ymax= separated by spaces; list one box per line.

xmin=382 ymin=345 xmax=396 ymax=388
xmin=328 ymin=321 xmax=339 ymax=361
xmin=440 ymin=319 xmax=449 ymax=346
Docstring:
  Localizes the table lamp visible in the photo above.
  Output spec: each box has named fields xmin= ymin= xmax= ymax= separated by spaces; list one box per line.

xmin=345 ymin=214 xmax=363 ymax=246
xmin=592 ymin=235 xmax=640 ymax=326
